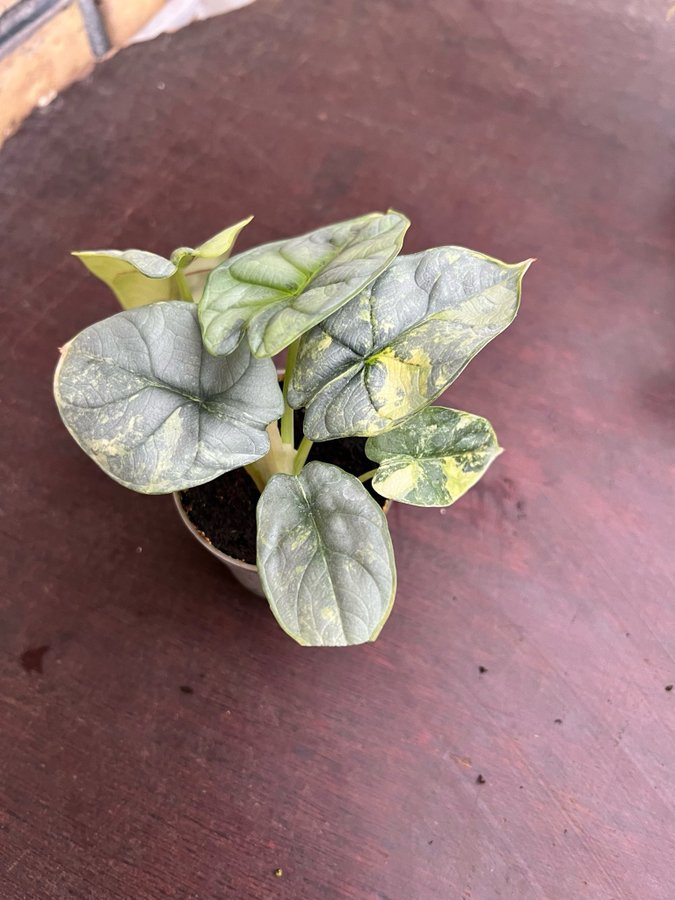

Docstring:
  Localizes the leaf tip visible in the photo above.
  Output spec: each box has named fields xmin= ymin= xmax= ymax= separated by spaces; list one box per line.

xmin=386 ymin=207 xmax=411 ymax=224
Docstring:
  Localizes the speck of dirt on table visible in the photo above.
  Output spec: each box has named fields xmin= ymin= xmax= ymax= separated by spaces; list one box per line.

xmin=476 ymin=774 xmax=486 ymax=784
xmin=478 ymin=665 xmax=488 ymax=674
xmin=179 ymin=685 xmax=194 ymax=694
xmin=554 ymin=718 xmax=563 ymax=724
xmin=665 ymin=684 xmax=673 ymax=692
xmin=20 ymin=645 xmax=50 ymax=674
xmin=274 ymin=868 xmax=283 ymax=878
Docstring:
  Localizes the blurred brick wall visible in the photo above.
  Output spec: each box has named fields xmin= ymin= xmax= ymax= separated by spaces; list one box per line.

xmin=98 ymin=0 xmax=166 ymax=48
xmin=0 ymin=0 xmax=165 ymax=143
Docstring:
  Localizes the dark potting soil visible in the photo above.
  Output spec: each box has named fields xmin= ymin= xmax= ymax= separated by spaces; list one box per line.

xmin=179 ymin=414 xmax=384 ymax=565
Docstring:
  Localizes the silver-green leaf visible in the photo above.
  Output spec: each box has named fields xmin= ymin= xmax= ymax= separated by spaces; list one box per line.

xmin=199 ymin=211 xmax=410 ymax=359
xmin=53 ymin=302 xmax=283 ymax=494
xmin=257 ymin=462 xmax=396 ymax=646
xmin=365 ymin=406 xmax=502 ymax=506
xmin=289 ymin=248 xmax=532 ymax=440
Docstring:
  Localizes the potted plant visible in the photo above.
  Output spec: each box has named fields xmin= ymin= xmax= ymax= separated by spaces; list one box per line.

xmin=54 ymin=211 xmax=531 ymax=646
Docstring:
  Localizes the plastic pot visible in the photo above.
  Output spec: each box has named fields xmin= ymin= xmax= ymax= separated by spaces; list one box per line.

xmin=173 ymin=491 xmax=266 ymax=596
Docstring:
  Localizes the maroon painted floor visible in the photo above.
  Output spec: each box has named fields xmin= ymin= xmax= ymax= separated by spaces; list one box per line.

xmin=1 ymin=1 xmax=674 ymax=897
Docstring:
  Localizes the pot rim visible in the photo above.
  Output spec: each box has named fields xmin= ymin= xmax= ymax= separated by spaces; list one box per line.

xmin=173 ymin=491 xmax=258 ymax=571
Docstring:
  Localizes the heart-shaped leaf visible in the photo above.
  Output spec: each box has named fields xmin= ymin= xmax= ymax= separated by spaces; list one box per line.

xmin=257 ymin=462 xmax=396 ymax=646
xmin=289 ymin=248 xmax=531 ymax=440
xmin=54 ymin=302 xmax=283 ymax=494
xmin=73 ymin=249 xmax=178 ymax=309
xmin=199 ymin=211 xmax=410 ymax=359
xmin=365 ymin=406 xmax=501 ymax=506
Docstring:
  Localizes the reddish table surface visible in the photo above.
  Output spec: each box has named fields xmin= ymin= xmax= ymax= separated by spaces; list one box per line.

xmin=1 ymin=1 xmax=674 ymax=897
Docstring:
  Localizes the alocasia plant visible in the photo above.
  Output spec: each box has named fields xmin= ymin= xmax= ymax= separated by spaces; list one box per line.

xmin=54 ymin=211 xmax=531 ymax=647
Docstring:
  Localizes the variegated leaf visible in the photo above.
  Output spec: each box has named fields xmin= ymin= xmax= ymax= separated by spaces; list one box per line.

xmin=53 ymin=302 xmax=283 ymax=494
xmin=289 ymin=247 xmax=531 ymax=440
xmin=198 ymin=211 xmax=410 ymax=359
xmin=365 ymin=406 xmax=501 ymax=506
xmin=257 ymin=462 xmax=396 ymax=646
xmin=72 ymin=249 xmax=178 ymax=309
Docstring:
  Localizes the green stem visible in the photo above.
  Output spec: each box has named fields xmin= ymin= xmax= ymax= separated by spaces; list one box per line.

xmin=358 ymin=468 xmax=378 ymax=483
xmin=175 ymin=268 xmax=193 ymax=301
xmin=280 ymin=338 xmax=301 ymax=446
xmin=292 ymin=437 xmax=313 ymax=475
xmin=244 ymin=422 xmax=296 ymax=492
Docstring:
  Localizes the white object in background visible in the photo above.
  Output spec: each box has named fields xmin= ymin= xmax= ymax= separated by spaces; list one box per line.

xmin=131 ymin=0 xmax=256 ymax=44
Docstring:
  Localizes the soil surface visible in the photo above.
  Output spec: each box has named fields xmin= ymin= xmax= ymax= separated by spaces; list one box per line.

xmin=179 ymin=416 xmax=384 ymax=565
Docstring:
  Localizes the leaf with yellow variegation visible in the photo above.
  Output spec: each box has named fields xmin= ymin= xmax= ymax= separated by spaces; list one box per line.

xmin=289 ymin=247 xmax=532 ymax=440
xmin=53 ymin=302 xmax=283 ymax=494
xmin=257 ymin=462 xmax=396 ymax=646
xmin=365 ymin=406 xmax=501 ymax=506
